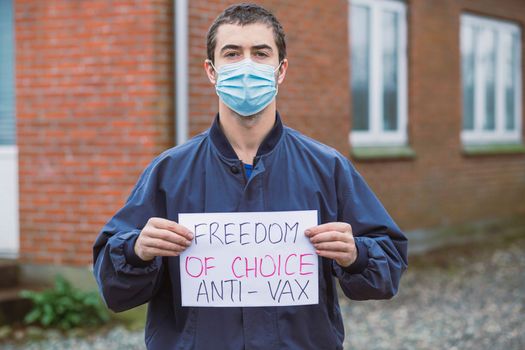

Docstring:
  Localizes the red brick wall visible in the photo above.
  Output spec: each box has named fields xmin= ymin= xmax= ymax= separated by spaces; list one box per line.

xmin=16 ymin=0 xmax=174 ymax=265
xmin=16 ymin=0 xmax=525 ymax=266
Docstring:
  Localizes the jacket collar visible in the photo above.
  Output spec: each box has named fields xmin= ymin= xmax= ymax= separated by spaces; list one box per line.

xmin=209 ymin=111 xmax=284 ymax=160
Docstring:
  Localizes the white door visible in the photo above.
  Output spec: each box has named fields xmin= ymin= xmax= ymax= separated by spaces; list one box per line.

xmin=0 ymin=0 xmax=19 ymax=258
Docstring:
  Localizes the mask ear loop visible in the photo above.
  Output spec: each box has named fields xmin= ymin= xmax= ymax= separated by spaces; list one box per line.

xmin=274 ymin=60 xmax=284 ymax=94
xmin=206 ymin=59 xmax=217 ymax=72
xmin=274 ymin=60 xmax=283 ymax=73
xmin=206 ymin=59 xmax=219 ymax=85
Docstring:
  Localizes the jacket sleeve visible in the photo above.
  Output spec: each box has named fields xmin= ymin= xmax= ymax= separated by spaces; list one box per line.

xmin=332 ymin=157 xmax=408 ymax=300
xmin=92 ymin=156 xmax=167 ymax=312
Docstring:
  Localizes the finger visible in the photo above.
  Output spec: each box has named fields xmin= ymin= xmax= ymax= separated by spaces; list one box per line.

xmin=305 ymin=222 xmax=352 ymax=237
xmin=315 ymin=250 xmax=349 ymax=262
xmin=149 ymin=218 xmax=193 ymax=240
xmin=142 ymin=247 xmax=183 ymax=258
xmin=309 ymin=230 xmax=353 ymax=244
xmin=142 ymin=237 xmax=188 ymax=253
xmin=313 ymin=241 xmax=350 ymax=253
xmin=146 ymin=228 xmax=192 ymax=247
xmin=149 ymin=217 xmax=176 ymax=228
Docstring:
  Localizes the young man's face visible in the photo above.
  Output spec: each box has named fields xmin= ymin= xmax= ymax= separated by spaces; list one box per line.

xmin=205 ymin=22 xmax=288 ymax=85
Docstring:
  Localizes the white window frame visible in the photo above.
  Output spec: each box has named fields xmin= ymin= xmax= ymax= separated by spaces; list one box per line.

xmin=461 ymin=14 xmax=522 ymax=145
xmin=349 ymin=0 xmax=408 ymax=147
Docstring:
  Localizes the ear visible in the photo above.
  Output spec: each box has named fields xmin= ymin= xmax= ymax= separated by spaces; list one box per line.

xmin=277 ymin=58 xmax=288 ymax=85
xmin=204 ymin=59 xmax=217 ymax=85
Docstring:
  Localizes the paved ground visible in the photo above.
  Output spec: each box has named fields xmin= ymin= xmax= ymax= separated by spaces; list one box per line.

xmin=340 ymin=234 xmax=525 ymax=349
xmin=2 ymin=231 xmax=524 ymax=349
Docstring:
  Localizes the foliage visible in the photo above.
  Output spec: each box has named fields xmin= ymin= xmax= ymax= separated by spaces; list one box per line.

xmin=20 ymin=276 xmax=109 ymax=330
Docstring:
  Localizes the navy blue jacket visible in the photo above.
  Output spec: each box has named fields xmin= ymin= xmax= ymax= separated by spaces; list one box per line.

xmin=93 ymin=113 xmax=408 ymax=349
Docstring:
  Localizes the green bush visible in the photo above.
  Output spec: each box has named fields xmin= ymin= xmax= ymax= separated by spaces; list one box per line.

xmin=20 ymin=276 xmax=109 ymax=330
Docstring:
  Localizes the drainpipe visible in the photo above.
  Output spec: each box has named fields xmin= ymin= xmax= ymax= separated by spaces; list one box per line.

xmin=175 ymin=0 xmax=189 ymax=145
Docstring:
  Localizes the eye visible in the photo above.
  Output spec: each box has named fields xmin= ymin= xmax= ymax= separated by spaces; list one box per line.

xmin=224 ymin=51 xmax=239 ymax=58
xmin=255 ymin=51 xmax=269 ymax=58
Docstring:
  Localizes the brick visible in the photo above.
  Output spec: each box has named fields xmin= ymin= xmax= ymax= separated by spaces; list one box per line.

xmin=16 ymin=0 xmax=174 ymax=266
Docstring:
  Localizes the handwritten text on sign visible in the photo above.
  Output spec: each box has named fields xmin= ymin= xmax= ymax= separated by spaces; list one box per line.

xmin=179 ymin=210 xmax=319 ymax=307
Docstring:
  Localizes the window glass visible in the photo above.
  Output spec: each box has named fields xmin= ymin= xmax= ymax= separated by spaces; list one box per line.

xmin=382 ymin=10 xmax=399 ymax=131
xmin=0 ymin=0 xmax=16 ymax=145
xmin=351 ymin=5 xmax=371 ymax=131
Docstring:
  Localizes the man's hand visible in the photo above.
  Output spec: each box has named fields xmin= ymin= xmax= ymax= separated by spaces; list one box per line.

xmin=305 ymin=222 xmax=357 ymax=267
xmin=134 ymin=217 xmax=193 ymax=261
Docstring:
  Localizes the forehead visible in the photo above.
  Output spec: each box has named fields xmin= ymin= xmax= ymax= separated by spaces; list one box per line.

xmin=215 ymin=23 xmax=276 ymax=51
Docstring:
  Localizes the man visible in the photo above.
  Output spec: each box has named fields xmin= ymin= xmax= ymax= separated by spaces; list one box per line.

xmin=93 ymin=3 xmax=407 ymax=349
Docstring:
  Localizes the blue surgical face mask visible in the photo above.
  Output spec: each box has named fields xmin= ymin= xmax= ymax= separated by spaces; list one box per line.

xmin=209 ymin=58 xmax=282 ymax=117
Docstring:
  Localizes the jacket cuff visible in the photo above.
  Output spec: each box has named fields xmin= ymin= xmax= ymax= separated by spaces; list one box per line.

xmin=340 ymin=237 xmax=369 ymax=274
xmin=123 ymin=231 xmax=154 ymax=267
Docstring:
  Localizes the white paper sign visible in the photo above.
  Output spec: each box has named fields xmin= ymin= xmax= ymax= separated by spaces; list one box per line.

xmin=179 ymin=210 xmax=319 ymax=307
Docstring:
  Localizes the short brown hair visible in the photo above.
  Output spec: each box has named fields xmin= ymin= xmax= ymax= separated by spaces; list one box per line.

xmin=206 ymin=3 xmax=287 ymax=63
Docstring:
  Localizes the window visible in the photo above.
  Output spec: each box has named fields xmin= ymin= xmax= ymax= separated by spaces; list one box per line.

xmin=0 ymin=0 xmax=16 ymax=145
xmin=461 ymin=14 xmax=522 ymax=145
xmin=349 ymin=0 xmax=408 ymax=147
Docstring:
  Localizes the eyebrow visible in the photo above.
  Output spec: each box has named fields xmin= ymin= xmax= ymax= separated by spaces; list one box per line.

xmin=220 ymin=44 xmax=273 ymax=53
xmin=251 ymin=44 xmax=273 ymax=51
